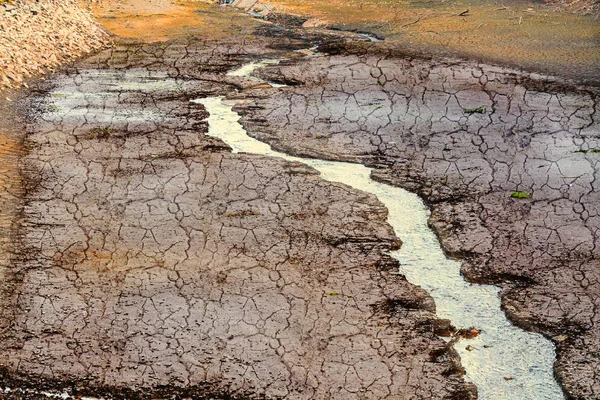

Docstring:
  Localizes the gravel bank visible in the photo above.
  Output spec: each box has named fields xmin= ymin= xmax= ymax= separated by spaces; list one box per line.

xmin=0 ymin=0 xmax=111 ymax=92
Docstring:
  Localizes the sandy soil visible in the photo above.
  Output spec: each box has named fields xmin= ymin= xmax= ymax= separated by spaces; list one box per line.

xmin=233 ymin=0 xmax=600 ymax=84
xmin=85 ymin=0 xmax=259 ymax=42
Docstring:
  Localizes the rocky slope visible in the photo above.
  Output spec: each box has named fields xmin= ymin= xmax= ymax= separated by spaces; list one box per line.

xmin=0 ymin=0 xmax=110 ymax=91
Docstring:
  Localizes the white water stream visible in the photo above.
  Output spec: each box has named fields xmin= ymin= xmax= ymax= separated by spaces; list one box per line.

xmin=191 ymin=60 xmax=565 ymax=399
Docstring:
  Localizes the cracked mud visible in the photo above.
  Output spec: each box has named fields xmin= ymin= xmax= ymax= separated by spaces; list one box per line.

xmin=198 ymin=67 xmax=563 ymax=399
xmin=235 ymin=44 xmax=600 ymax=399
xmin=0 ymin=38 xmax=478 ymax=399
xmin=1 ymin=3 xmax=599 ymax=397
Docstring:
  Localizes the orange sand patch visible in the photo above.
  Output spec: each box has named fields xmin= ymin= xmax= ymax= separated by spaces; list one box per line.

xmin=243 ymin=0 xmax=600 ymax=79
xmin=86 ymin=0 xmax=258 ymax=42
xmin=0 ymin=118 xmax=23 ymax=270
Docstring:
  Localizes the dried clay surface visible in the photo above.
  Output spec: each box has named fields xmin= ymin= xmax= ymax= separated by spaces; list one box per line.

xmin=0 ymin=37 xmax=477 ymax=399
xmin=234 ymin=44 xmax=600 ymax=399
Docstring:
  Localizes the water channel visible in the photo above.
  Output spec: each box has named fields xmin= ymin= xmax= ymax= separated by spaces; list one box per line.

xmin=192 ymin=60 xmax=565 ymax=400
xmin=4 ymin=56 xmax=564 ymax=400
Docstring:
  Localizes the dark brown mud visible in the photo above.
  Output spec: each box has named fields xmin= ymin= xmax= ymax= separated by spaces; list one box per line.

xmin=0 ymin=91 xmax=27 ymax=365
xmin=0 ymin=34 xmax=477 ymax=399
xmin=233 ymin=37 xmax=600 ymax=399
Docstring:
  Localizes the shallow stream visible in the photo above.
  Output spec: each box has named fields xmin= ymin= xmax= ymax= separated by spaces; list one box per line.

xmin=192 ymin=60 xmax=565 ymax=400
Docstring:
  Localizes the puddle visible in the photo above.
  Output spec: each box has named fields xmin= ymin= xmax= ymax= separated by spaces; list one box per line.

xmin=191 ymin=61 xmax=565 ymax=400
xmin=357 ymin=32 xmax=384 ymax=42
xmin=41 ymin=70 xmax=183 ymax=124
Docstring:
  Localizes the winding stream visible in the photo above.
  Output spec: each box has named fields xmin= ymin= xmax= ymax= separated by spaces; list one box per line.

xmin=192 ymin=60 xmax=565 ymax=399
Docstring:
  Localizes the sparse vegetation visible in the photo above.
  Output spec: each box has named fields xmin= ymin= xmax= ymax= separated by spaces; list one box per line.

xmin=463 ymin=106 xmax=487 ymax=114
xmin=510 ymin=191 xmax=533 ymax=199
xmin=575 ymin=148 xmax=600 ymax=154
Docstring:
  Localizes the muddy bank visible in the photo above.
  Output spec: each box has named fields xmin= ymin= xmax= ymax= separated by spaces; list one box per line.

xmin=231 ymin=0 xmax=600 ymax=86
xmin=0 ymin=36 xmax=476 ymax=399
xmin=0 ymin=0 xmax=111 ymax=92
xmin=234 ymin=39 xmax=600 ymax=399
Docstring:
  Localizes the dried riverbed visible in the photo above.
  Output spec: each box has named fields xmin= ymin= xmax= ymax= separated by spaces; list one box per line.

xmin=235 ymin=40 xmax=600 ymax=399
xmin=196 ymin=59 xmax=564 ymax=399
xmin=0 ymin=4 xmax=598 ymax=400
xmin=0 ymin=36 xmax=477 ymax=399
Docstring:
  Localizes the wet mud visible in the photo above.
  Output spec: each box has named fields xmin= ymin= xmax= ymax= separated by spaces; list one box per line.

xmin=0 ymin=36 xmax=478 ymax=399
xmin=234 ymin=39 xmax=600 ymax=399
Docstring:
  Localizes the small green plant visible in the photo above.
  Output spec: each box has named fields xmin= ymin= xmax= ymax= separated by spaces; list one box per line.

xmin=463 ymin=106 xmax=487 ymax=114
xmin=510 ymin=191 xmax=532 ymax=199
xmin=575 ymin=148 xmax=600 ymax=154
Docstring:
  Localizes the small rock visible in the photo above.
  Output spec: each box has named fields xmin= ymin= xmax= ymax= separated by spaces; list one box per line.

xmin=432 ymin=319 xmax=454 ymax=337
xmin=553 ymin=334 xmax=569 ymax=342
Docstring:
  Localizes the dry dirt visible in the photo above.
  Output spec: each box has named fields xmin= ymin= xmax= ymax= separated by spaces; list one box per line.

xmin=233 ymin=0 xmax=600 ymax=84
xmin=85 ymin=0 xmax=259 ymax=42
xmin=0 ymin=0 xmax=599 ymax=399
xmin=235 ymin=41 xmax=600 ymax=399
xmin=0 ymin=29 xmax=478 ymax=400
